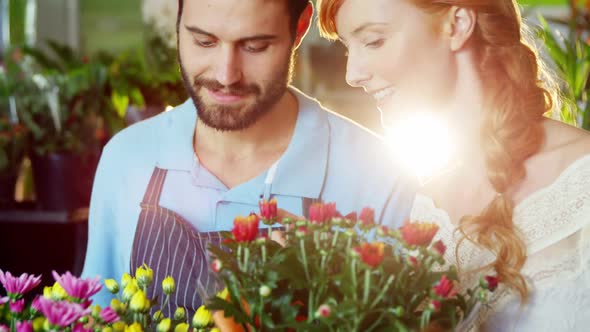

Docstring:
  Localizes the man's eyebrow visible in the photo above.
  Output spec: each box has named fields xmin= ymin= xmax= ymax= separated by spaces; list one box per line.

xmin=184 ymin=24 xmax=278 ymax=42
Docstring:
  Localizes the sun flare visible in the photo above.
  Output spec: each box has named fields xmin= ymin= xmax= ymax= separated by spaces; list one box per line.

xmin=385 ymin=113 xmax=456 ymax=184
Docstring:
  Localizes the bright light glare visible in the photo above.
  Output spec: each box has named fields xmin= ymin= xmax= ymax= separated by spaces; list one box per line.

xmin=165 ymin=105 xmax=174 ymax=112
xmin=385 ymin=113 xmax=455 ymax=184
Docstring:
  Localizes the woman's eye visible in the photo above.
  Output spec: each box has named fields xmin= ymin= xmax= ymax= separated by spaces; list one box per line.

xmin=365 ymin=39 xmax=385 ymax=48
xmin=195 ymin=39 xmax=216 ymax=48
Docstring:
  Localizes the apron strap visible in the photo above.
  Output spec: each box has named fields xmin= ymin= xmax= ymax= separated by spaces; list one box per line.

xmin=141 ymin=167 xmax=167 ymax=206
xmin=262 ymin=159 xmax=280 ymax=201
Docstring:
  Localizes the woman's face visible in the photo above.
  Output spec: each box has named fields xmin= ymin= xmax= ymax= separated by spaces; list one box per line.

xmin=335 ymin=0 xmax=457 ymax=127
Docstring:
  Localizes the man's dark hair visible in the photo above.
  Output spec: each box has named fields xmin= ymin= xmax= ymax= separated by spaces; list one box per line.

xmin=176 ymin=0 xmax=310 ymax=38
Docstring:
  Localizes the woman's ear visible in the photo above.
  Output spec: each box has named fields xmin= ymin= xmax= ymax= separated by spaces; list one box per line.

xmin=294 ymin=3 xmax=314 ymax=49
xmin=442 ymin=6 xmax=477 ymax=51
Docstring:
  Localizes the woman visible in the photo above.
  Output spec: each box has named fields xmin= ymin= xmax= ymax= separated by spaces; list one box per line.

xmin=318 ymin=0 xmax=590 ymax=330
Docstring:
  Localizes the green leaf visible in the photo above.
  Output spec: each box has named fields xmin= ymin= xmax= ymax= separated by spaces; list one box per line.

xmin=111 ymin=91 xmax=129 ymax=118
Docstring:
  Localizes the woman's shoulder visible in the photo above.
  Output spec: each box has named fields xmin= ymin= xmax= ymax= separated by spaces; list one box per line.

xmin=541 ymin=118 xmax=590 ymax=162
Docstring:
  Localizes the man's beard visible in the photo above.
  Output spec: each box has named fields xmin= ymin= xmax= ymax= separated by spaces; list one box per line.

xmin=179 ymin=51 xmax=295 ymax=132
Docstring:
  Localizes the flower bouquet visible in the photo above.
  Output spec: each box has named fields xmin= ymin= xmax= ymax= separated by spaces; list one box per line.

xmin=205 ymin=200 xmax=498 ymax=331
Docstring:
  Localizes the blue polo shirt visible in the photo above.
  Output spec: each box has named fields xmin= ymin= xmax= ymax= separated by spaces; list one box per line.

xmin=82 ymin=87 xmax=416 ymax=306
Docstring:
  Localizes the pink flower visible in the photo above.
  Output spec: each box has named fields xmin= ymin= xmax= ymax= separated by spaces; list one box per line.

xmin=211 ymin=259 xmax=223 ymax=273
xmin=309 ymin=202 xmax=337 ymax=224
xmin=100 ymin=306 xmax=119 ymax=324
xmin=432 ymin=240 xmax=447 ymax=256
xmin=9 ymin=299 xmax=25 ymax=313
xmin=482 ymin=275 xmax=499 ymax=291
xmin=359 ymin=207 xmax=375 ymax=227
xmin=0 ymin=325 xmax=9 ymax=332
xmin=315 ymin=304 xmax=331 ymax=318
xmin=52 ymin=271 xmax=102 ymax=300
xmin=34 ymin=297 xmax=90 ymax=327
xmin=433 ymin=275 xmax=456 ymax=298
xmin=0 ymin=270 xmax=41 ymax=297
xmin=16 ymin=321 xmax=32 ymax=332
xmin=0 ymin=297 xmax=8 ymax=305
xmin=259 ymin=198 xmax=278 ymax=224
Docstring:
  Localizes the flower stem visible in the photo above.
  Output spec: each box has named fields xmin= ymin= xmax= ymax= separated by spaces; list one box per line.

xmin=238 ymin=245 xmax=243 ymax=271
xmin=243 ymin=247 xmax=250 ymax=273
xmin=300 ymin=239 xmax=311 ymax=281
xmin=261 ymin=244 xmax=267 ymax=264
xmin=363 ymin=269 xmax=371 ymax=305
xmin=308 ymin=290 xmax=315 ymax=323
xmin=370 ymin=275 xmax=395 ymax=308
xmin=351 ymin=259 xmax=358 ymax=302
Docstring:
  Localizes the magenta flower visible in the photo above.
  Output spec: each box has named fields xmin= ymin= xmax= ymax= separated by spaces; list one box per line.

xmin=0 ymin=270 xmax=41 ymax=298
xmin=52 ymin=271 xmax=102 ymax=300
xmin=0 ymin=297 xmax=8 ymax=305
xmin=34 ymin=297 xmax=90 ymax=327
xmin=0 ymin=324 xmax=9 ymax=332
xmin=9 ymin=299 xmax=25 ymax=313
xmin=100 ymin=306 xmax=120 ymax=323
xmin=16 ymin=321 xmax=33 ymax=332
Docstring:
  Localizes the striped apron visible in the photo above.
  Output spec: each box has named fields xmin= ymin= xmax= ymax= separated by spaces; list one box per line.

xmin=129 ymin=161 xmax=288 ymax=318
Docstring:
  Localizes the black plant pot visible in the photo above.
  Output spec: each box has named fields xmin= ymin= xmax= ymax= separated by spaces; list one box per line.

xmin=0 ymin=171 xmax=18 ymax=208
xmin=30 ymin=152 xmax=99 ymax=211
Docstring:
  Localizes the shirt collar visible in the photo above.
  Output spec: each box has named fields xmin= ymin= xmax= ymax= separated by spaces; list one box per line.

xmin=157 ymin=87 xmax=329 ymax=200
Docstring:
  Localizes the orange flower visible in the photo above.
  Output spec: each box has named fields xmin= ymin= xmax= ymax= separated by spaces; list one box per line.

xmin=308 ymin=202 xmax=337 ymax=224
xmin=354 ymin=242 xmax=385 ymax=268
xmin=259 ymin=198 xmax=278 ymax=224
xmin=231 ymin=213 xmax=260 ymax=243
xmin=433 ymin=275 xmax=456 ymax=298
xmin=399 ymin=221 xmax=439 ymax=246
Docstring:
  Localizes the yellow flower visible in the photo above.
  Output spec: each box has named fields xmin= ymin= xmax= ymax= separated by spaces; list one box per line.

xmin=125 ymin=322 xmax=143 ymax=332
xmin=210 ymin=329 xmax=221 ymax=332
xmin=91 ymin=304 xmax=102 ymax=318
xmin=129 ymin=290 xmax=150 ymax=312
xmin=121 ymin=272 xmax=133 ymax=289
xmin=153 ymin=310 xmax=164 ymax=323
xmin=174 ymin=307 xmax=186 ymax=321
xmin=135 ymin=264 xmax=154 ymax=287
xmin=156 ymin=318 xmax=171 ymax=332
xmin=216 ymin=287 xmax=229 ymax=300
xmin=112 ymin=322 xmax=126 ymax=332
xmin=32 ymin=317 xmax=45 ymax=332
xmin=105 ymin=279 xmax=120 ymax=294
xmin=192 ymin=305 xmax=214 ymax=328
xmin=51 ymin=282 xmax=68 ymax=300
xmin=122 ymin=282 xmax=139 ymax=302
xmin=111 ymin=298 xmax=126 ymax=314
xmin=162 ymin=276 xmax=176 ymax=295
xmin=102 ymin=327 xmax=113 ymax=332
xmin=43 ymin=286 xmax=52 ymax=299
xmin=173 ymin=323 xmax=189 ymax=332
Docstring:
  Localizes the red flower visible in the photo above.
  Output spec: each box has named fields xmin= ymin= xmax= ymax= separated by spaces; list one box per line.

xmin=316 ymin=304 xmax=331 ymax=318
xmin=309 ymin=202 xmax=337 ymax=224
xmin=429 ymin=300 xmax=441 ymax=311
xmin=399 ymin=221 xmax=439 ymax=246
xmin=259 ymin=198 xmax=278 ymax=223
xmin=482 ymin=275 xmax=499 ymax=291
xmin=231 ymin=213 xmax=260 ymax=243
xmin=433 ymin=275 xmax=456 ymax=298
xmin=354 ymin=242 xmax=385 ymax=268
xmin=359 ymin=207 xmax=375 ymax=226
xmin=432 ymin=240 xmax=446 ymax=256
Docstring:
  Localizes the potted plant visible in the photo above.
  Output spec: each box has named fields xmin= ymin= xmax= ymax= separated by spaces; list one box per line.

xmin=10 ymin=42 xmax=116 ymax=211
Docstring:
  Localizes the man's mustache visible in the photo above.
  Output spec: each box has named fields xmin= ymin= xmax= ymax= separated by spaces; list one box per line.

xmin=193 ymin=77 xmax=260 ymax=96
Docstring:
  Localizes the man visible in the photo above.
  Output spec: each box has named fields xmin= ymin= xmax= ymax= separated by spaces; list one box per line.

xmin=82 ymin=0 xmax=416 ymax=314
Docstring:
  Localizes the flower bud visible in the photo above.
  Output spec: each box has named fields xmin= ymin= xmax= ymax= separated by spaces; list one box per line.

xmin=295 ymin=220 xmax=307 ymax=228
xmin=43 ymin=286 xmax=52 ymax=299
xmin=122 ymin=282 xmax=139 ymax=302
xmin=152 ymin=310 xmax=164 ymax=323
xmin=32 ymin=317 xmax=45 ymax=332
xmin=121 ymin=273 xmax=132 ymax=289
xmin=281 ymin=217 xmax=294 ymax=225
xmin=129 ymin=290 xmax=150 ymax=312
xmin=162 ymin=276 xmax=176 ymax=295
xmin=105 ymin=279 xmax=120 ymax=294
xmin=429 ymin=300 xmax=441 ymax=312
xmin=259 ymin=285 xmax=271 ymax=297
xmin=125 ymin=322 xmax=143 ymax=332
xmin=344 ymin=228 xmax=356 ymax=238
xmin=156 ymin=318 xmax=171 ymax=332
xmin=315 ymin=304 xmax=331 ymax=318
xmin=216 ymin=288 xmax=229 ymax=300
xmin=295 ymin=227 xmax=308 ymax=238
xmin=135 ymin=264 xmax=154 ymax=287
xmin=211 ymin=260 xmax=223 ymax=273
xmin=91 ymin=304 xmax=102 ymax=318
xmin=173 ymin=323 xmax=189 ymax=332
xmin=480 ymin=275 xmax=499 ymax=292
xmin=102 ymin=328 xmax=113 ymax=332
xmin=174 ymin=307 xmax=186 ymax=321
xmin=112 ymin=322 xmax=126 ymax=332
xmin=192 ymin=305 xmax=214 ymax=328
xmin=110 ymin=298 xmax=126 ymax=315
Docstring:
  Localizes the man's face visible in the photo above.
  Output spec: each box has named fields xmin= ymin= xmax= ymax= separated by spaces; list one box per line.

xmin=178 ymin=0 xmax=296 ymax=131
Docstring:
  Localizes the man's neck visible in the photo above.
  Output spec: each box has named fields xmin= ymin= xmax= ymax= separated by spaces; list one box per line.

xmin=193 ymin=90 xmax=299 ymax=188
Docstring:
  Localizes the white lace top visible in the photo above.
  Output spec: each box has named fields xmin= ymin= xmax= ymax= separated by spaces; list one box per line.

xmin=410 ymin=154 xmax=590 ymax=332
